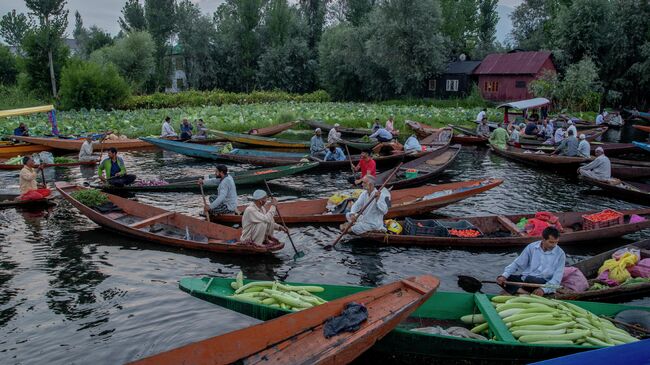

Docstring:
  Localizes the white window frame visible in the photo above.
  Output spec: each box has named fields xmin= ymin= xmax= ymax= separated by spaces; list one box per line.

xmin=446 ymin=79 xmax=459 ymax=92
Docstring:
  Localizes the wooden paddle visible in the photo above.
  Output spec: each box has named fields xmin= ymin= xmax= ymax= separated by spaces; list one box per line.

xmin=457 ymin=275 xmax=560 ymax=293
xmin=39 ymin=166 xmax=47 ymax=188
xmin=264 ymin=180 xmax=304 ymax=259
xmin=199 ymin=181 xmax=211 ymax=223
xmin=324 ymin=162 xmax=403 ymax=251
xmin=344 ymin=144 xmax=355 ymax=175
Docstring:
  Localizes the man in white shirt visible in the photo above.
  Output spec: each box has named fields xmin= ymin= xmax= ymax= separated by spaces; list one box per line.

xmin=327 ymin=124 xmax=342 ymax=144
xmin=345 ymin=175 xmax=391 ymax=235
xmin=200 ymin=164 xmax=238 ymax=215
xmin=578 ymin=147 xmax=611 ymax=181
xmin=566 ymin=121 xmax=577 ymax=138
xmin=78 ymin=135 xmax=96 ymax=161
xmin=577 ymin=134 xmax=591 ymax=158
xmin=161 ymin=116 xmax=177 ymax=138
xmin=475 ymin=108 xmax=487 ymax=123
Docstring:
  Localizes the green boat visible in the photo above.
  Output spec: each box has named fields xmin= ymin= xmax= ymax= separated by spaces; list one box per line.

xmin=338 ymin=138 xmax=378 ymax=151
xmin=94 ymin=162 xmax=318 ymax=192
xmin=180 ymin=277 xmax=650 ymax=363
xmin=211 ymin=130 xmax=310 ymax=149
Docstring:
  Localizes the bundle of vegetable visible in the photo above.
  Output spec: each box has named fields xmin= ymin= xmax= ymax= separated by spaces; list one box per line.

xmin=70 ymin=189 xmax=109 ymax=207
xmin=133 ymin=179 xmax=170 ymax=187
xmin=5 ymin=156 xmax=24 ymax=165
xmin=53 ymin=157 xmax=77 ymax=164
xmin=229 ymin=272 xmax=327 ymax=311
xmin=461 ymin=295 xmax=640 ymax=346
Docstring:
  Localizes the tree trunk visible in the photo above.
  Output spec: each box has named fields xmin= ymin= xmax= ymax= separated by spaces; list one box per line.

xmin=48 ymin=49 xmax=57 ymax=98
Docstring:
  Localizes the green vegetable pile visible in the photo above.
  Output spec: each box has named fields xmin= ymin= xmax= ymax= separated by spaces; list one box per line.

xmin=70 ymin=189 xmax=109 ymax=207
xmin=5 ymin=156 xmax=23 ymax=165
xmin=53 ymin=157 xmax=77 ymax=164
xmin=462 ymin=295 xmax=639 ymax=347
xmin=230 ymin=271 xmax=327 ymax=311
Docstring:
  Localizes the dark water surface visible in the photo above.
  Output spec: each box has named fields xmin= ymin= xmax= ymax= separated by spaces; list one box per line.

xmin=1 ymin=126 xmax=649 ymax=364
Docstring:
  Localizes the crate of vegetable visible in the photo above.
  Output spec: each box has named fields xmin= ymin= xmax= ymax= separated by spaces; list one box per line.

xmin=229 ymin=272 xmax=327 ymax=311
xmin=70 ymin=189 xmax=109 ymax=207
xmin=582 ymin=209 xmax=624 ymax=230
xmin=436 ymin=220 xmax=483 ymax=238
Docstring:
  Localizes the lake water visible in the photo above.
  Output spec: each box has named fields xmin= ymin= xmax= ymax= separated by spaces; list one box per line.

xmin=1 ymin=124 xmax=649 ymax=364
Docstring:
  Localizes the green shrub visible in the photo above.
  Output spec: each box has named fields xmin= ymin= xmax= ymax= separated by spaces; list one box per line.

xmin=0 ymin=84 xmax=46 ymax=110
xmin=0 ymin=45 xmax=18 ymax=85
xmin=59 ymin=60 xmax=131 ymax=110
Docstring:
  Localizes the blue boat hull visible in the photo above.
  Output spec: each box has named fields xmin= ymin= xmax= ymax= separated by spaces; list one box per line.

xmin=633 ymin=141 xmax=650 ymax=153
xmin=141 ymin=137 xmax=222 ymax=160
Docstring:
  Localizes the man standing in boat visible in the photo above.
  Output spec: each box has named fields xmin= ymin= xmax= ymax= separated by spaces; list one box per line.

xmin=578 ymin=147 xmax=611 ymax=181
xmin=240 ymin=190 xmax=288 ymax=246
xmin=496 ymin=227 xmax=565 ymax=296
xmin=98 ymin=148 xmax=137 ymax=187
xmin=344 ymin=175 xmax=391 ymax=235
xmin=200 ymin=164 xmax=238 ymax=215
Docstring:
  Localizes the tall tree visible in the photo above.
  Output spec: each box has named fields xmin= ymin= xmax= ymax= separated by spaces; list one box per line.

xmin=25 ymin=0 xmax=69 ymax=97
xmin=475 ymin=0 xmax=498 ymax=58
xmin=343 ymin=0 xmax=374 ymax=26
xmin=440 ymin=0 xmax=478 ymax=57
xmin=175 ymin=0 xmax=218 ymax=90
xmin=508 ymin=0 xmax=562 ymax=50
xmin=0 ymin=45 xmax=18 ymax=84
xmin=119 ymin=0 xmax=147 ymax=33
xmin=144 ymin=0 xmax=175 ymax=90
xmin=0 ymin=10 xmax=34 ymax=50
xmin=299 ymin=0 xmax=327 ymax=51
xmin=318 ymin=23 xmax=367 ymax=100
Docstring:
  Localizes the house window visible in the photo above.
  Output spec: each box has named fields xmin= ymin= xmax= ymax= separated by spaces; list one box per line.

xmin=515 ymin=81 xmax=526 ymax=88
xmin=484 ymin=81 xmax=499 ymax=92
xmin=176 ymin=78 xmax=185 ymax=90
xmin=446 ymin=79 xmax=459 ymax=92
xmin=428 ymin=79 xmax=436 ymax=91
xmin=175 ymin=57 xmax=183 ymax=71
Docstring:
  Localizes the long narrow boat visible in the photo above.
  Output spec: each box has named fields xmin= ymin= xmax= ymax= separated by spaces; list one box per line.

xmin=13 ymin=135 xmax=153 ymax=151
xmin=448 ymin=124 xmax=489 ymax=145
xmin=246 ymin=120 xmax=298 ymax=136
xmin=610 ymin=158 xmax=650 ymax=180
xmin=211 ymin=130 xmax=310 ymax=149
xmin=338 ymin=138 xmax=378 ymax=151
xmin=518 ymin=127 xmax=608 ymax=146
xmin=55 ymin=182 xmax=283 ymax=254
xmin=633 ymin=141 xmax=650 ymax=153
xmin=179 ymin=277 xmax=650 ymax=363
xmin=624 ymin=109 xmax=650 ymax=122
xmin=375 ymin=145 xmax=461 ymax=189
xmin=0 ymin=141 xmax=54 ymax=158
xmin=0 ymin=158 xmax=97 ymax=170
xmin=305 ymin=120 xmax=372 ymax=137
xmin=129 ymin=275 xmax=439 ymax=365
xmin=140 ymin=137 xmax=223 ymax=159
xmin=359 ymin=208 xmax=650 ymax=247
xmin=94 ymin=163 xmax=319 ymax=192
xmin=491 ymin=144 xmax=589 ymax=168
xmin=581 ymin=175 xmax=650 ymax=205
xmin=420 ymin=126 xmax=453 ymax=148
xmin=516 ymin=142 xmax=640 ymax=157
xmin=214 ymin=148 xmax=310 ymax=166
xmin=210 ymin=178 xmax=502 ymax=224
xmin=405 ymin=120 xmax=440 ymax=139
xmin=0 ymin=194 xmax=55 ymax=209
xmin=310 ymin=151 xmax=423 ymax=170
xmin=633 ymin=125 xmax=650 ymax=133
xmin=529 ymin=340 xmax=650 ymax=365
xmin=553 ymin=240 xmax=650 ymax=302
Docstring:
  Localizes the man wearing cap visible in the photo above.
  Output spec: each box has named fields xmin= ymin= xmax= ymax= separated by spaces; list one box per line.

xmin=327 ymin=124 xmax=342 ymax=144
xmin=78 ymin=135 xmax=96 ymax=162
xmin=577 ymin=134 xmax=591 ymax=158
xmin=200 ymin=164 xmax=237 ymax=215
xmin=566 ymin=121 xmax=577 ymax=138
xmin=240 ymin=190 xmax=288 ymax=245
xmin=578 ymin=147 xmax=611 ymax=181
xmin=310 ymin=128 xmax=325 ymax=156
xmin=345 ymin=175 xmax=391 ymax=235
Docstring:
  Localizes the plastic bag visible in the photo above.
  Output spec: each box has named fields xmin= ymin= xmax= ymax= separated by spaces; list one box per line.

xmin=38 ymin=151 xmax=54 ymax=164
xmin=561 ymin=267 xmax=589 ymax=292
xmin=612 ymin=248 xmax=640 ymax=261
xmin=516 ymin=218 xmax=528 ymax=230
xmin=597 ymin=252 xmax=639 ymax=283
xmin=629 ymin=214 xmax=646 ymax=224
xmin=629 ymin=258 xmax=650 ymax=278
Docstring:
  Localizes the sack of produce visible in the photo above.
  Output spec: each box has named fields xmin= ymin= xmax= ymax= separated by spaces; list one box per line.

xmin=597 ymin=252 xmax=639 ymax=284
xmin=561 ymin=267 xmax=589 ymax=292
xmin=629 ymin=258 xmax=650 ymax=278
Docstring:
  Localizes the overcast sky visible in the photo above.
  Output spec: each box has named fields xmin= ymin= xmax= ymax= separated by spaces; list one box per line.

xmin=0 ymin=0 xmax=522 ymax=41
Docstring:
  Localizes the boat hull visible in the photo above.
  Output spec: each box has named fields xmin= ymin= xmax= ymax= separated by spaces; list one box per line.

xmin=140 ymin=137 xmax=222 ymax=160
xmin=212 ymin=130 xmax=310 ymax=149
xmin=13 ymin=136 xmax=153 ymax=151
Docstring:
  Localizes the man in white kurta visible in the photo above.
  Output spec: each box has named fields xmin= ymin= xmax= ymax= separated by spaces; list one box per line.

xmin=327 ymin=124 xmax=342 ymax=144
xmin=240 ymin=190 xmax=287 ymax=245
xmin=161 ymin=117 xmax=177 ymax=138
xmin=578 ymin=147 xmax=611 ymax=181
xmin=78 ymin=135 xmax=95 ymax=161
xmin=346 ymin=176 xmax=391 ymax=235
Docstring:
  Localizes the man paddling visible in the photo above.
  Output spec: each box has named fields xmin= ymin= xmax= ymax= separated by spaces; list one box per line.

xmin=78 ymin=135 xmax=96 ymax=162
xmin=240 ymin=190 xmax=288 ymax=246
xmin=496 ymin=227 xmax=565 ymax=296
xmin=19 ymin=156 xmax=50 ymax=200
xmin=344 ymin=175 xmax=391 ymax=235
xmin=200 ymin=164 xmax=238 ymax=215
xmin=98 ymin=148 xmax=136 ymax=187
xmin=327 ymin=124 xmax=342 ymax=144
xmin=353 ymin=151 xmax=376 ymax=185
xmin=553 ymin=129 xmax=579 ymax=156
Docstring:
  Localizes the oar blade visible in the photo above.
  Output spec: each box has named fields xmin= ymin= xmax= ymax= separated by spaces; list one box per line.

xmin=457 ymin=275 xmax=483 ymax=293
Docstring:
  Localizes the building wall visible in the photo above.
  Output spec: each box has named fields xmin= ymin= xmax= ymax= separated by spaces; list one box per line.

xmin=478 ymin=59 xmax=556 ymax=102
xmin=165 ymin=55 xmax=187 ymax=93
xmin=427 ymin=74 xmax=475 ymax=98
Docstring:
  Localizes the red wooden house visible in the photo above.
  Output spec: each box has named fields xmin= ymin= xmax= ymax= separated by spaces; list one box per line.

xmin=472 ymin=51 xmax=556 ymax=102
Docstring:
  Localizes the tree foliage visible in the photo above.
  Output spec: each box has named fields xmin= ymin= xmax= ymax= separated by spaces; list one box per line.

xmin=21 ymin=26 xmax=69 ymax=97
xmin=73 ymin=11 xmax=113 ymax=59
xmin=529 ymin=58 xmax=602 ymax=111
xmin=119 ymin=0 xmax=147 ymax=33
xmin=0 ymin=45 xmax=18 ymax=84
xmin=144 ymin=0 xmax=175 ymax=90
xmin=59 ymin=59 xmax=130 ymax=110
xmin=0 ymin=10 xmax=34 ymax=49
xmin=440 ymin=0 xmax=477 ymax=56
xmin=474 ymin=0 xmax=498 ymax=58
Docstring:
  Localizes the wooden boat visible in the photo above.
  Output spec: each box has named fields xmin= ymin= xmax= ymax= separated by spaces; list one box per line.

xmin=211 ymin=178 xmax=503 ymax=224
xmin=0 ymin=193 xmax=55 ymax=209
xmin=140 ymin=137 xmax=224 ymax=160
xmin=95 ymin=163 xmax=319 ymax=192
xmin=581 ymin=175 xmax=650 ymax=205
xmin=246 ymin=120 xmax=298 ymax=136
xmin=405 ymin=120 xmax=439 ymax=139
xmin=449 ymin=125 xmax=489 ymax=145
xmin=375 ymin=145 xmax=461 ymax=189
xmin=0 ymin=158 xmax=97 ymax=170
xmin=211 ymin=130 xmax=310 ymax=149
xmin=623 ymin=109 xmax=650 ymax=122
xmin=215 ymin=149 xmax=310 ymax=167
xmin=0 ymin=141 xmax=54 ymax=158
xmin=305 ymin=120 xmax=372 ymax=137
xmin=517 ymin=142 xmax=641 ymax=157
xmin=310 ymin=150 xmax=424 ymax=170
xmin=553 ymin=240 xmax=650 ymax=302
xmin=491 ymin=144 xmax=589 ymax=167
xmin=12 ymin=136 xmax=153 ymax=151
xmin=529 ymin=339 xmax=649 ymax=365
xmin=518 ymin=127 xmax=608 ymax=146
xmin=338 ymin=138 xmax=378 ymax=151
xmin=55 ymin=182 xmax=283 ymax=254
xmin=130 ymin=275 xmax=439 ymax=365
xmin=610 ymin=158 xmax=650 ymax=180
xmin=360 ymin=208 xmax=650 ymax=248
xmin=179 ymin=277 xmax=650 ymax=363
xmin=634 ymin=125 xmax=650 ymax=133
xmin=420 ymin=126 xmax=453 ymax=148
xmin=633 ymin=141 xmax=650 ymax=153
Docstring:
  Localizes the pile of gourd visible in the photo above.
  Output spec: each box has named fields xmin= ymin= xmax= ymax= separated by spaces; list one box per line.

xmin=230 ymin=272 xmax=327 ymax=311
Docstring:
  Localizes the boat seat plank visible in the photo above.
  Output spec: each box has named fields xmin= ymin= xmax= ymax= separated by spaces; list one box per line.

xmin=128 ymin=212 xmax=175 ymax=229
xmin=104 ymin=212 xmax=129 ymax=220
xmin=474 ymin=293 xmax=517 ymax=343
xmin=496 ymin=215 xmax=525 ymax=236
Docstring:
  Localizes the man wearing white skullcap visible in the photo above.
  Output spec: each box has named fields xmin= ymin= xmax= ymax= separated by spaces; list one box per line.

xmin=578 ymin=147 xmax=611 ymax=181
xmin=577 ymin=133 xmax=591 ymax=158
xmin=328 ymin=123 xmax=342 ymax=144
xmin=310 ymin=128 xmax=325 ymax=156
xmin=344 ymin=175 xmax=391 ymax=235
xmin=240 ymin=189 xmax=288 ymax=245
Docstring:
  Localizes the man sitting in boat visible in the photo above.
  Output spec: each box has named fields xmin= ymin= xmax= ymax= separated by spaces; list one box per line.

xmin=14 ymin=123 xmax=29 ymax=136
xmin=488 ymin=124 xmax=509 ymax=149
xmin=578 ymin=147 xmax=611 ymax=181
xmin=595 ymin=111 xmax=605 ymax=125
xmin=509 ymin=125 xmax=521 ymax=144
xmin=476 ymin=118 xmax=490 ymax=137
xmin=78 ymin=135 xmax=96 ymax=162
xmin=404 ymin=134 xmax=422 ymax=153
xmin=161 ymin=116 xmax=178 ymax=138
xmin=475 ymin=108 xmax=487 ymax=123
xmin=324 ymin=144 xmax=346 ymax=161
xmin=369 ymin=127 xmax=394 ymax=143
xmin=310 ymin=128 xmax=326 ymax=157
xmin=200 ymin=164 xmax=238 ymax=215
xmin=577 ymin=134 xmax=591 ymax=158
xmin=327 ymin=124 xmax=342 ymax=144
xmin=496 ymin=226 xmax=565 ymax=296
xmin=194 ymin=119 xmax=208 ymax=139
xmin=179 ymin=119 xmax=193 ymax=140
xmin=552 ymin=129 xmax=579 ymax=157
xmin=19 ymin=156 xmax=50 ymax=200
xmin=344 ymin=175 xmax=391 ymax=235
xmin=371 ymin=118 xmax=381 ymax=133
xmin=353 ymin=152 xmax=376 ymax=185
xmin=240 ymin=190 xmax=288 ymax=246
xmin=98 ymin=148 xmax=137 ymax=187
xmin=385 ymin=116 xmax=398 ymax=136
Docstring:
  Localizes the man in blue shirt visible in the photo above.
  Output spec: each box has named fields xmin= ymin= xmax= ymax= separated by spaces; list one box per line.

xmin=179 ymin=119 xmax=193 ymax=140
xmin=200 ymin=164 xmax=238 ymax=215
xmin=14 ymin=123 xmax=29 ymax=136
xmin=497 ymin=227 xmax=565 ymax=296
xmin=324 ymin=145 xmax=346 ymax=161
xmin=369 ymin=127 xmax=393 ymax=142
xmin=404 ymin=134 xmax=422 ymax=153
